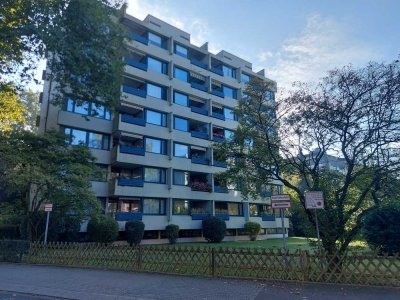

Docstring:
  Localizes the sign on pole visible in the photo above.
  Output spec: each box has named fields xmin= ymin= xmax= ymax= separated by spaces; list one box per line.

xmin=44 ymin=203 xmax=53 ymax=212
xmin=43 ymin=203 xmax=53 ymax=244
xmin=270 ymin=194 xmax=291 ymax=251
xmin=305 ymin=191 xmax=324 ymax=209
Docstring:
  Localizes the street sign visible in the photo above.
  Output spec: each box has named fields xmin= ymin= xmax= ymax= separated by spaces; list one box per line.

xmin=271 ymin=201 xmax=291 ymax=208
xmin=44 ymin=203 xmax=53 ymax=212
xmin=270 ymin=194 xmax=291 ymax=201
xmin=305 ymin=191 xmax=324 ymax=209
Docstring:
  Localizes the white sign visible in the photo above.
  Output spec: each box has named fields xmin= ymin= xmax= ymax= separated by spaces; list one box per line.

xmin=305 ymin=191 xmax=324 ymax=209
xmin=270 ymin=194 xmax=291 ymax=202
xmin=44 ymin=203 xmax=53 ymax=212
xmin=271 ymin=201 xmax=291 ymax=209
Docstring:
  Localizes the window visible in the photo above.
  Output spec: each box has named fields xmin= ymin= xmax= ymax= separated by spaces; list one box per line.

xmin=224 ymin=129 xmax=234 ymax=141
xmin=64 ymin=127 xmax=110 ymax=150
xmin=91 ymin=164 xmax=108 ymax=182
xmin=174 ymin=91 xmax=188 ymax=106
xmin=73 ymin=101 xmax=90 ymax=115
xmin=266 ymin=90 xmax=275 ymax=101
xmin=228 ymin=203 xmax=243 ymax=216
xmin=223 ymin=86 xmax=237 ymax=99
xmin=174 ymin=67 xmax=189 ymax=82
xmin=147 ymin=56 xmax=167 ymax=74
xmin=66 ymin=98 xmax=110 ymax=120
xmin=175 ymin=44 xmax=188 ymax=58
xmin=144 ymin=167 xmax=166 ymax=183
xmin=173 ymin=117 xmax=188 ymax=132
xmin=88 ymin=132 xmax=104 ymax=149
xmin=173 ymin=199 xmax=189 ymax=215
xmin=147 ymin=83 xmax=166 ymax=99
xmin=224 ymin=107 xmax=236 ymax=120
xmin=145 ymin=109 xmax=167 ymax=127
xmin=173 ymin=170 xmax=190 ymax=185
xmin=174 ymin=143 xmax=189 ymax=158
xmin=145 ymin=138 xmax=167 ymax=154
xmin=222 ymin=65 xmax=235 ymax=78
xmin=148 ymin=32 xmax=162 ymax=47
xmin=143 ymin=198 xmax=166 ymax=215
xmin=67 ymin=128 xmax=86 ymax=145
xmin=120 ymin=199 xmax=141 ymax=212
xmin=241 ymin=73 xmax=250 ymax=83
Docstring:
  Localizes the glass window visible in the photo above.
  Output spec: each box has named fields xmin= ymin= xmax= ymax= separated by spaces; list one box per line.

xmin=228 ymin=203 xmax=243 ymax=216
xmin=174 ymin=91 xmax=188 ymax=107
xmin=224 ymin=107 xmax=236 ymax=120
xmin=69 ymin=129 xmax=87 ymax=145
xmin=143 ymin=198 xmax=165 ymax=215
xmin=145 ymin=109 xmax=167 ymax=127
xmin=174 ymin=117 xmax=188 ymax=132
xmin=144 ymin=167 xmax=166 ymax=183
xmin=224 ymin=129 xmax=234 ymax=140
xmin=148 ymin=32 xmax=162 ymax=47
xmin=91 ymin=104 xmax=111 ymax=120
xmin=241 ymin=73 xmax=250 ymax=83
xmin=66 ymin=98 xmax=74 ymax=112
xmin=175 ymin=44 xmax=188 ymax=58
xmin=120 ymin=199 xmax=141 ymax=212
xmin=174 ymin=67 xmax=189 ymax=82
xmin=173 ymin=200 xmax=189 ymax=215
xmin=223 ymin=86 xmax=236 ymax=99
xmin=174 ymin=143 xmax=189 ymax=158
xmin=173 ymin=170 xmax=189 ymax=185
xmin=147 ymin=83 xmax=166 ymax=99
xmin=147 ymin=57 xmax=167 ymax=74
xmin=88 ymin=132 xmax=104 ymax=149
xmin=74 ymin=101 xmax=90 ymax=115
xmin=145 ymin=138 xmax=166 ymax=154
xmin=222 ymin=65 xmax=235 ymax=78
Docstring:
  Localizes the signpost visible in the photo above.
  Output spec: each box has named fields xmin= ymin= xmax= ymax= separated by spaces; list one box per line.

xmin=305 ymin=192 xmax=324 ymax=253
xmin=271 ymin=194 xmax=291 ymax=251
xmin=44 ymin=203 xmax=53 ymax=245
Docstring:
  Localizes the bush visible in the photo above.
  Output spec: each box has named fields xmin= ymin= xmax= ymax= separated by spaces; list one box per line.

xmin=363 ymin=206 xmax=400 ymax=255
xmin=244 ymin=222 xmax=261 ymax=241
xmin=0 ymin=240 xmax=30 ymax=262
xmin=165 ymin=224 xmax=179 ymax=244
xmin=202 ymin=217 xmax=226 ymax=243
xmin=125 ymin=220 xmax=145 ymax=246
xmin=0 ymin=224 xmax=20 ymax=240
xmin=87 ymin=215 xmax=119 ymax=244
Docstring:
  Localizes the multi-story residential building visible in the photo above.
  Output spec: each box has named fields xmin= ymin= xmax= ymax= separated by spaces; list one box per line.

xmin=38 ymin=11 xmax=288 ymax=243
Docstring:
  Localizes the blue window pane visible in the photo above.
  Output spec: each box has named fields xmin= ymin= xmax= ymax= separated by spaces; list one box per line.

xmin=223 ymin=86 xmax=236 ymax=99
xmin=148 ymin=32 xmax=162 ymax=47
xmin=88 ymin=132 xmax=103 ymax=149
xmin=146 ymin=110 xmax=166 ymax=127
xmin=91 ymin=104 xmax=105 ymax=119
xmin=70 ymin=129 xmax=87 ymax=145
xmin=241 ymin=73 xmax=250 ymax=83
xmin=147 ymin=57 xmax=167 ymax=74
xmin=144 ymin=168 xmax=166 ymax=183
xmin=174 ymin=67 xmax=189 ymax=82
xmin=222 ymin=65 xmax=235 ymax=78
xmin=147 ymin=83 xmax=165 ymax=99
xmin=175 ymin=44 xmax=188 ymax=58
xmin=174 ymin=117 xmax=188 ymax=132
xmin=224 ymin=129 xmax=234 ymax=141
xmin=66 ymin=98 xmax=74 ymax=112
xmin=224 ymin=107 xmax=236 ymax=120
xmin=174 ymin=92 xmax=188 ymax=106
xmin=174 ymin=143 xmax=189 ymax=158
xmin=146 ymin=138 xmax=166 ymax=154
xmin=74 ymin=101 xmax=90 ymax=115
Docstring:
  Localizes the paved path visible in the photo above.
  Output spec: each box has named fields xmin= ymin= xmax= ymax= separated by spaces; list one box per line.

xmin=0 ymin=263 xmax=398 ymax=300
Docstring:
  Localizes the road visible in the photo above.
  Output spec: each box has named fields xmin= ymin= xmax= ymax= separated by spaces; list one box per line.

xmin=0 ymin=263 xmax=398 ymax=300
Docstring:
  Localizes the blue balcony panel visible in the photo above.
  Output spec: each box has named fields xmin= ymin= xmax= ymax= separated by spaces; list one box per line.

xmin=260 ymin=191 xmax=273 ymax=198
xmin=190 ymin=59 xmax=208 ymax=70
xmin=191 ymin=106 xmax=208 ymax=116
xmin=212 ymin=112 xmax=225 ymax=120
xmin=211 ymin=89 xmax=225 ymax=98
xmin=191 ymin=82 xmax=208 ymax=92
xmin=214 ymin=186 xmax=229 ymax=193
xmin=124 ymin=57 xmax=148 ymax=71
xmin=123 ymin=85 xmax=147 ymax=98
xmin=212 ymin=136 xmax=225 ymax=142
xmin=262 ymin=214 xmax=276 ymax=221
xmin=215 ymin=213 xmax=230 ymax=220
xmin=121 ymin=114 xmax=146 ymax=126
xmin=117 ymin=178 xmax=144 ymax=187
xmin=191 ymin=131 xmax=209 ymax=140
xmin=211 ymin=67 xmax=224 ymax=76
xmin=115 ymin=212 xmax=143 ymax=221
xmin=191 ymin=213 xmax=211 ymax=220
xmin=213 ymin=161 xmax=227 ymax=168
xmin=131 ymin=33 xmax=149 ymax=45
xmin=120 ymin=145 xmax=145 ymax=156
xmin=191 ymin=157 xmax=209 ymax=165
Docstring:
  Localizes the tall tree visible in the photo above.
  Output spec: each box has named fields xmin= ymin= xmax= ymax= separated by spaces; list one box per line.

xmin=0 ymin=85 xmax=27 ymax=132
xmin=217 ymin=60 xmax=400 ymax=254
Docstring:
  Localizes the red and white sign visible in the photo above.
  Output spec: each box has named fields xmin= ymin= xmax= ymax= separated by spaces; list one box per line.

xmin=305 ymin=191 xmax=324 ymax=209
xmin=271 ymin=194 xmax=291 ymax=209
xmin=44 ymin=203 xmax=53 ymax=212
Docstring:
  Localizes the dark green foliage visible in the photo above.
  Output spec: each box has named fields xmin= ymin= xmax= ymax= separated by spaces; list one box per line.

xmin=0 ymin=240 xmax=30 ymax=262
xmin=0 ymin=224 xmax=20 ymax=240
xmin=244 ymin=222 xmax=261 ymax=241
xmin=363 ymin=206 xmax=400 ymax=255
xmin=202 ymin=217 xmax=226 ymax=243
xmin=165 ymin=224 xmax=179 ymax=244
xmin=87 ymin=215 xmax=119 ymax=244
xmin=125 ymin=220 xmax=145 ymax=246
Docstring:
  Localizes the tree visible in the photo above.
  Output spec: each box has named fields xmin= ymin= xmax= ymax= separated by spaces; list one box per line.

xmin=0 ymin=85 xmax=27 ymax=132
xmin=0 ymin=130 xmax=100 ymax=241
xmin=217 ymin=60 xmax=400 ymax=254
xmin=19 ymin=89 xmax=40 ymax=132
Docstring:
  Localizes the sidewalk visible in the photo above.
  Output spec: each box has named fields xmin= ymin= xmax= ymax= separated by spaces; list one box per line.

xmin=0 ymin=263 xmax=398 ymax=300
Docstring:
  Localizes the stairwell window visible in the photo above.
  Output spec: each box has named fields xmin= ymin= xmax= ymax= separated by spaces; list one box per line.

xmin=174 ymin=91 xmax=189 ymax=107
xmin=148 ymin=32 xmax=162 ymax=47
xmin=174 ymin=67 xmax=189 ymax=82
xmin=175 ymin=44 xmax=188 ymax=58
xmin=173 ymin=116 xmax=189 ymax=132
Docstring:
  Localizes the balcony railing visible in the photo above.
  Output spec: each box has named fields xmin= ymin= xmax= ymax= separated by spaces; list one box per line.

xmin=123 ymin=85 xmax=147 ymax=98
xmin=120 ymin=145 xmax=145 ymax=156
xmin=212 ymin=135 xmax=225 ymax=142
xmin=213 ymin=160 xmax=227 ymax=168
xmin=191 ymin=156 xmax=209 ymax=165
xmin=190 ymin=106 xmax=208 ymax=116
xmin=215 ymin=213 xmax=230 ymax=220
xmin=212 ymin=112 xmax=225 ymax=120
xmin=262 ymin=214 xmax=276 ymax=221
xmin=121 ymin=114 xmax=146 ymax=126
xmin=191 ymin=131 xmax=209 ymax=140
xmin=131 ymin=33 xmax=149 ymax=45
xmin=190 ymin=59 xmax=208 ymax=70
xmin=191 ymin=82 xmax=208 ymax=92
xmin=214 ymin=186 xmax=229 ymax=193
xmin=191 ymin=213 xmax=211 ymax=220
xmin=211 ymin=89 xmax=225 ymax=98
xmin=124 ymin=57 xmax=148 ymax=71
xmin=211 ymin=67 xmax=224 ymax=76
xmin=115 ymin=212 xmax=143 ymax=221
xmin=117 ymin=178 xmax=144 ymax=187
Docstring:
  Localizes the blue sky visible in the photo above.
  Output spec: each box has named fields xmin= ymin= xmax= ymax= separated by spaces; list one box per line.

xmin=126 ymin=0 xmax=400 ymax=91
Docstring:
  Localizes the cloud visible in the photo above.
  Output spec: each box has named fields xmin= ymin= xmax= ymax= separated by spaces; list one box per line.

xmin=258 ymin=51 xmax=273 ymax=63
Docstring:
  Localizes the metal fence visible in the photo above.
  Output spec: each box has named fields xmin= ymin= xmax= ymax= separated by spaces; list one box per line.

xmin=5 ymin=242 xmax=400 ymax=287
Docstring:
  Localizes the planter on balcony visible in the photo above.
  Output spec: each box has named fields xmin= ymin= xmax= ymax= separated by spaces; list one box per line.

xmin=212 ymin=112 xmax=225 ymax=120
xmin=190 ymin=106 xmax=208 ymax=116
xmin=115 ymin=212 xmax=143 ymax=221
xmin=124 ymin=57 xmax=148 ymax=71
xmin=190 ymin=59 xmax=208 ymax=70
xmin=190 ymin=182 xmax=212 ymax=192
xmin=191 ymin=156 xmax=209 ymax=165
xmin=131 ymin=33 xmax=149 ymax=45
xmin=122 ymin=85 xmax=147 ymax=98
xmin=191 ymin=131 xmax=209 ymax=140
xmin=211 ymin=89 xmax=225 ymax=98
xmin=191 ymin=82 xmax=208 ymax=92
xmin=215 ymin=213 xmax=230 ymax=220
xmin=117 ymin=178 xmax=144 ymax=187
xmin=211 ymin=67 xmax=224 ymax=76
xmin=120 ymin=145 xmax=145 ymax=156
xmin=191 ymin=213 xmax=211 ymax=220
xmin=121 ymin=114 xmax=146 ymax=126
xmin=262 ymin=214 xmax=276 ymax=221
xmin=212 ymin=135 xmax=225 ymax=142
xmin=213 ymin=161 xmax=227 ymax=168
xmin=214 ymin=186 xmax=229 ymax=193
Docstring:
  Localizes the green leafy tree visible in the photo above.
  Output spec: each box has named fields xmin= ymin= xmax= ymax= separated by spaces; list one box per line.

xmin=0 ymin=85 xmax=27 ymax=132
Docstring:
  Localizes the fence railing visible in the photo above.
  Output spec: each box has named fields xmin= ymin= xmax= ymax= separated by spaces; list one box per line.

xmin=2 ymin=242 xmax=400 ymax=287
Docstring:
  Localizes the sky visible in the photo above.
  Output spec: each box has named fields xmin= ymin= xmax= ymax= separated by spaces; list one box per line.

xmin=125 ymin=0 xmax=400 ymax=92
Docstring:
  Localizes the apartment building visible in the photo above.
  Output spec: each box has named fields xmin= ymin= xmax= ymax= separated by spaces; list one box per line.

xmin=39 ymin=11 xmax=289 ymax=242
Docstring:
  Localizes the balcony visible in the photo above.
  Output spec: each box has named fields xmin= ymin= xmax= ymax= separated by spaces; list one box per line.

xmin=131 ymin=33 xmax=149 ymax=45
xmin=121 ymin=114 xmax=146 ymax=126
xmin=191 ymin=131 xmax=209 ymax=140
xmin=212 ymin=112 xmax=225 ymax=120
xmin=212 ymin=132 xmax=225 ymax=142
xmin=262 ymin=214 xmax=276 ymax=221
xmin=211 ymin=67 xmax=224 ymax=76
xmin=214 ymin=186 xmax=229 ymax=193
xmin=115 ymin=212 xmax=143 ymax=221
xmin=190 ymin=59 xmax=208 ymax=70
xmin=190 ymin=181 xmax=212 ymax=192
xmin=117 ymin=178 xmax=144 ymax=187
xmin=191 ymin=156 xmax=209 ymax=165
xmin=191 ymin=106 xmax=208 ymax=116
xmin=119 ymin=145 xmax=145 ymax=156
xmin=211 ymin=89 xmax=225 ymax=98
xmin=191 ymin=213 xmax=211 ymax=220
xmin=124 ymin=57 xmax=147 ymax=71
xmin=191 ymin=82 xmax=208 ymax=92
xmin=215 ymin=213 xmax=230 ymax=220
xmin=123 ymin=85 xmax=147 ymax=98
xmin=213 ymin=160 xmax=227 ymax=168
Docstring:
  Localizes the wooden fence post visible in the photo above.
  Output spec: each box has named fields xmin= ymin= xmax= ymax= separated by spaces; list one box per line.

xmin=211 ymin=248 xmax=216 ymax=277
xmin=301 ymin=250 xmax=310 ymax=281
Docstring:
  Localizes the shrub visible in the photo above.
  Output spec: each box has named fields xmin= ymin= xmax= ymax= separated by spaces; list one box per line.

xmin=0 ymin=240 xmax=30 ymax=262
xmin=87 ymin=215 xmax=119 ymax=244
xmin=202 ymin=216 xmax=226 ymax=243
xmin=244 ymin=222 xmax=261 ymax=241
xmin=125 ymin=220 xmax=145 ymax=246
xmin=165 ymin=224 xmax=179 ymax=244
xmin=362 ymin=206 xmax=400 ymax=255
xmin=0 ymin=224 xmax=20 ymax=240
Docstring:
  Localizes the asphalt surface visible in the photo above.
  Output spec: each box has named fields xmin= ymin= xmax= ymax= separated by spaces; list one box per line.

xmin=0 ymin=263 xmax=398 ymax=300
